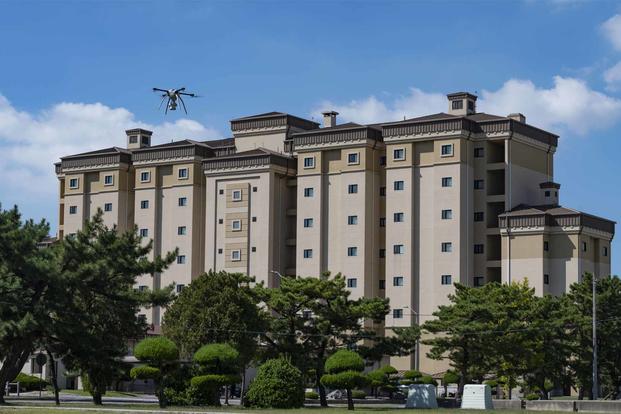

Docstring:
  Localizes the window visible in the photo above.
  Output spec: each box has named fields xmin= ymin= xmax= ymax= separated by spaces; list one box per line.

xmin=441 ymin=242 xmax=453 ymax=252
xmin=474 ymin=147 xmax=484 ymax=158
xmin=177 ymin=255 xmax=186 ymax=264
xmin=474 ymin=244 xmax=484 ymax=254
xmin=441 ymin=177 xmax=453 ymax=187
xmin=468 ymin=100 xmax=475 ymax=111
xmin=441 ymin=275 xmax=452 ymax=285
xmin=129 ymin=135 xmax=138 ymax=144
xmin=348 ymin=184 xmax=358 ymax=194
xmin=231 ymin=250 xmax=241 ymax=261
xmin=394 ymin=244 xmax=404 ymax=254
xmin=304 ymin=218 xmax=313 ymax=228
xmin=218 ymin=218 xmax=223 ymax=224
xmin=347 ymin=278 xmax=357 ymax=288
xmin=251 ymin=216 xmax=257 ymax=222
xmin=394 ymin=181 xmax=404 ymax=191
xmin=393 ymin=148 xmax=405 ymax=161
xmin=441 ymin=144 xmax=453 ymax=156
xmin=379 ymin=280 xmax=386 ymax=290
xmin=347 ymin=247 xmax=358 ymax=257
xmin=582 ymin=241 xmax=587 ymax=252
xmin=304 ymin=187 xmax=314 ymax=197
xmin=379 ymin=156 xmax=387 ymax=166
xmin=104 ymin=175 xmax=113 ymax=186
xmin=253 ymin=186 xmax=257 ymax=192
xmin=176 ymin=284 xmax=185 ymax=293
xmin=140 ymin=171 xmax=150 ymax=183
xmin=177 ymin=226 xmax=187 ymax=235
xmin=302 ymin=310 xmax=312 ymax=319
xmin=347 ymin=215 xmax=358 ymax=225
xmin=545 ymin=190 xmax=550 ymax=197
xmin=178 ymin=168 xmax=189 ymax=179
xmin=232 ymin=190 xmax=242 ymax=201
xmin=218 ymin=248 xmax=223 ymax=254
xmin=379 ymin=186 xmax=386 ymax=196
xmin=452 ymin=100 xmax=463 ymax=110
xmin=544 ymin=241 xmax=549 ymax=251
xmin=441 ymin=209 xmax=452 ymax=220
xmin=347 ymin=152 xmax=359 ymax=165
xmin=138 ymin=285 xmax=147 ymax=292
xmin=474 ymin=179 xmax=484 ymax=190
xmin=394 ymin=212 xmax=404 ymax=222
xmin=379 ymin=249 xmax=385 ymax=258
xmin=544 ymin=274 xmax=550 ymax=285
xmin=474 ymin=276 xmax=484 ymax=287
xmin=104 ymin=203 xmax=112 ymax=212
xmin=393 ymin=309 xmax=403 ymax=319
xmin=251 ymin=246 xmax=256 ymax=252
xmin=303 ymin=249 xmax=313 ymax=259
xmin=69 ymin=178 xmax=79 ymax=189
xmin=219 ymin=189 xmax=224 ymax=195
xmin=474 ymin=212 xmax=484 ymax=222
xmin=140 ymin=200 xmax=149 ymax=209
xmin=379 ymin=217 xmax=386 ymax=227
xmin=604 ymin=246 xmax=608 ymax=257
xmin=232 ymin=220 xmax=242 ymax=231
xmin=393 ymin=276 xmax=404 ymax=287
xmin=178 ymin=197 xmax=188 ymax=206
xmin=69 ymin=206 xmax=77 ymax=215
xmin=303 ymin=156 xmax=315 ymax=168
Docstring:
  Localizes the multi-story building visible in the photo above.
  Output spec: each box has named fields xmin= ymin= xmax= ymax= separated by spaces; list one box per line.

xmin=55 ymin=92 xmax=614 ymax=374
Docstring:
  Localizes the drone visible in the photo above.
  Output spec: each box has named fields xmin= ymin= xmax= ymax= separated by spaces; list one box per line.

xmin=152 ymin=87 xmax=198 ymax=114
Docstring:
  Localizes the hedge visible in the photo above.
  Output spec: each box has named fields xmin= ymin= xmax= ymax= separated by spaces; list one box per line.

xmin=245 ymin=358 xmax=304 ymax=409
xmin=133 ymin=337 xmax=179 ymax=364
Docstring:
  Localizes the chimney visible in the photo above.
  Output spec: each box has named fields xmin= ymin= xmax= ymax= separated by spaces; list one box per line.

xmin=126 ymin=128 xmax=152 ymax=149
xmin=447 ymin=92 xmax=477 ymax=116
xmin=507 ymin=113 xmax=526 ymax=123
xmin=322 ymin=111 xmax=338 ymax=128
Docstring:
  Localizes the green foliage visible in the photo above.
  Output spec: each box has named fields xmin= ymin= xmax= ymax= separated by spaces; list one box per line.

xmin=443 ymin=370 xmax=460 ymax=385
xmin=13 ymin=373 xmax=49 ymax=391
xmin=484 ymin=379 xmax=498 ymax=388
xmin=190 ymin=375 xmax=226 ymax=406
xmin=193 ymin=343 xmax=239 ymax=373
xmin=420 ymin=375 xmax=438 ymax=386
xmin=525 ymin=393 xmax=540 ymax=400
xmin=352 ymin=389 xmax=367 ymax=399
xmin=401 ymin=369 xmax=423 ymax=385
xmin=130 ymin=365 xmax=160 ymax=380
xmin=245 ymin=358 xmax=305 ymax=409
xmin=325 ymin=350 xmax=365 ymax=374
xmin=320 ymin=370 xmax=368 ymax=389
xmin=134 ymin=337 xmax=179 ymax=365
xmin=305 ymin=391 xmax=319 ymax=399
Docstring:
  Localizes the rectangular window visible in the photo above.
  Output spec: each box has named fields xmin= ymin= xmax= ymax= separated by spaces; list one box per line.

xmin=379 ymin=186 xmax=386 ymax=196
xmin=379 ymin=156 xmax=387 ymax=166
xmin=379 ymin=217 xmax=386 ymax=227
xmin=304 ymin=187 xmax=314 ymax=197
xmin=347 ymin=278 xmax=357 ymax=288
xmin=303 ymin=156 xmax=315 ymax=168
xmin=177 ymin=226 xmax=187 ymax=235
xmin=253 ymin=186 xmax=258 ymax=192
xmin=140 ymin=200 xmax=149 ymax=209
xmin=474 ymin=179 xmax=485 ymax=190
xmin=452 ymin=100 xmax=463 ymax=110
xmin=441 ymin=177 xmax=453 ymax=187
xmin=231 ymin=250 xmax=241 ymax=261
xmin=474 ymin=276 xmax=484 ymax=287
xmin=69 ymin=206 xmax=77 ymax=215
xmin=582 ymin=241 xmax=587 ymax=252
xmin=544 ymin=274 xmax=550 ymax=285
xmin=441 ymin=242 xmax=453 ymax=252
xmin=393 ymin=148 xmax=405 ymax=161
xmin=347 ymin=247 xmax=358 ymax=257
xmin=604 ymin=246 xmax=608 ymax=257
xmin=441 ymin=274 xmax=452 ymax=285
xmin=441 ymin=209 xmax=453 ymax=220
xmin=140 ymin=171 xmax=150 ymax=183
xmin=219 ymin=189 xmax=224 ymax=195
xmin=69 ymin=178 xmax=79 ymax=189
xmin=474 ymin=147 xmax=484 ymax=158
xmin=393 ymin=309 xmax=403 ymax=319
xmin=394 ymin=212 xmax=404 ymax=222
xmin=304 ymin=218 xmax=313 ymax=228
xmin=177 ymin=255 xmax=186 ymax=264
xmin=251 ymin=246 xmax=256 ymax=252
xmin=544 ymin=241 xmax=549 ymax=251
xmin=232 ymin=190 xmax=242 ymax=201
xmin=176 ymin=284 xmax=185 ymax=293
xmin=138 ymin=285 xmax=147 ymax=292
xmin=104 ymin=203 xmax=112 ymax=212
xmin=474 ymin=244 xmax=484 ymax=254
xmin=347 ymin=215 xmax=358 ymax=225
xmin=393 ymin=276 xmax=404 ymax=287
xmin=441 ymin=144 xmax=453 ymax=156
xmin=104 ymin=175 xmax=114 ymax=186
xmin=394 ymin=181 xmax=404 ymax=191
xmin=394 ymin=244 xmax=404 ymax=254
xmin=218 ymin=248 xmax=223 ymax=254
xmin=379 ymin=249 xmax=386 ymax=258
xmin=474 ymin=212 xmax=484 ymax=222
xmin=348 ymin=184 xmax=358 ymax=194
xmin=139 ymin=228 xmax=148 ymax=237
xmin=303 ymin=249 xmax=313 ymax=259
xmin=379 ymin=280 xmax=386 ymax=290
xmin=231 ymin=220 xmax=242 ymax=231
xmin=347 ymin=152 xmax=359 ymax=165
xmin=178 ymin=168 xmax=189 ymax=179
xmin=545 ymin=190 xmax=551 ymax=197
xmin=178 ymin=197 xmax=188 ymax=206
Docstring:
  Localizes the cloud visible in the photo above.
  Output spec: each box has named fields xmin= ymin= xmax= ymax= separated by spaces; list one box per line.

xmin=0 ymin=94 xmax=221 ymax=219
xmin=602 ymin=14 xmax=621 ymax=51
xmin=604 ymin=61 xmax=621 ymax=91
xmin=315 ymin=76 xmax=621 ymax=136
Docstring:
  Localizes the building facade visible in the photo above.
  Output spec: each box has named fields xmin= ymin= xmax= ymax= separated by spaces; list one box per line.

xmin=55 ymin=92 xmax=615 ymax=375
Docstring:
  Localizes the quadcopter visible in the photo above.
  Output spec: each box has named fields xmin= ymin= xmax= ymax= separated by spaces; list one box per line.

xmin=152 ymin=87 xmax=198 ymax=114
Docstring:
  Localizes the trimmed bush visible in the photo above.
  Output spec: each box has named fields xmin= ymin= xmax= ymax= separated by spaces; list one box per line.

xmin=194 ymin=343 xmax=239 ymax=370
xmin=420 ymin=375 xmax=438 ymax=386
xmin=401 ymin=369 xmax=422 ymax=385
xmin=134 ymin=337 xmax=179 ymax=364
xmin=245 ymin=358 xmax=304 ymax=409
xmin=525 ymin=393 xmax=540 ymax=400
xmin=13 ymin=373 xmax=48 ymax=391
xmin=321 ymin=350 xmax=367 ymax=411
xmin=352 ymin=389 xmax=367 ymax=399
xmin=325 ymin=350 xmax=365 ymax=374
xmin=305 ymin=391 xmax=319 ymax=400
xmin=130 ymin=365 xmax=160 ymax=380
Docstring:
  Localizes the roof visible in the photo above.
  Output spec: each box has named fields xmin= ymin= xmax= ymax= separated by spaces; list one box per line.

xmin=203 ymin=137 xmax=235 ymax=148
xmin=61 ymin=146 xmax=130 ymax=160
xmin=202 ymin=147 xmax=295 ymax=171
xmin=230 ymin=111 xmax=319 ymax=132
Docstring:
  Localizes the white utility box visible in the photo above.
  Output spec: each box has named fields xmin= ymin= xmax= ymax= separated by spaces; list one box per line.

xmin=461 ymin=384 xmax=493 ymax=409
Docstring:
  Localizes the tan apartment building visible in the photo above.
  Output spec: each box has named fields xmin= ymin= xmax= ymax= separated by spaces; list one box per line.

xmin=55 ymin=92 xmax=614 ymax=374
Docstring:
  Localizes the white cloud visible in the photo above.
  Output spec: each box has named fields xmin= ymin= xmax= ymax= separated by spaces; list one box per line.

xmin=604 ymin=61 xmax=621 ymax=91
xmin=0 ymin=94 xmax=221 ymax=216
xmin=602 ymin=14 xmax=621 ymax=51
xmin=315 ymin=76 xmax=621 ymax=136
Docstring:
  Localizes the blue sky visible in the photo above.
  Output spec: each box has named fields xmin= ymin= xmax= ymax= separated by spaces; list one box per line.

xmin=0 ymin=0 xmax=619 ymax=274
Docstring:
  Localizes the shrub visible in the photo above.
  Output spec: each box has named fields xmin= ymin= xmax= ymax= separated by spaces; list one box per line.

xmin=321 ymin=350 xmax=367 ymax=411
xmin=352 ymin=389 xmax=367 ymax=399
xmin=190 ymin=375 xmax=229 ymax=406
xmin=13 ymin=373 xmax=48 ymax=391
xmin=484 ymin=379 xmax=498 ymax=388
xmin=325 ymin=350 xmax=365 ymax=374
xmin=134 ymin=337 xmax=179 ymax=364
xmin=401 ymin=369 xmax=422 ymax=385
xmin=245 ymin=358 xmax=304 ymax=409
xmin=525 ymin=393 xmax=540 ymax=400
xmin=194 ymin=343 xmax=239 ymax=370
xmin=130 ymin=365 xmax=160 ymax=380
xmin=442 ymin=370 xmax=460 ymax=385
xmin=420 ymin=375 xmax=438 ymax=386
xmin=305 ymin=391 xmax=319 ymax=400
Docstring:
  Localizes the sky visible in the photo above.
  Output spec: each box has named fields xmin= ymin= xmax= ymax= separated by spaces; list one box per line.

xmin=0 ymin=0 xmax=620 ymax=274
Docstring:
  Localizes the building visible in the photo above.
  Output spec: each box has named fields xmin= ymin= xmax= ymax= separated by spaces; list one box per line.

xmin=55 ymin=92 xmax=614 ymax=374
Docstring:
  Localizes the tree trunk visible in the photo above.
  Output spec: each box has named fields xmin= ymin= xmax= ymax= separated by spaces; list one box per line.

xmin=346 ymin=388 xmax=354 ymax=410
xmin=316 ymin=345 xmax=328 ymax=407
xmin=225 ymin=385 xmax=229 ymax=405
xmin=0 ymin=344 xmax=32 ymax=404
xmin=92 ymin=390 xmax=103 ymax=405
xmin=45 ymin=348 xmax=60 ymax=406
xmin=240 ymin=366 xmax=247 ymax=406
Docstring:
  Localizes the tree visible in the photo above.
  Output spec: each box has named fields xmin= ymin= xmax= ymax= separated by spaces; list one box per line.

xmin=320 ymin=349 xmax=368 ymax=411
xmin=442 ymin=370 xmax=460 ymax=398
xmin=367 ymin=365 xmax=398 ymax=398
xmin=131 ymin=337 xmax=179 ymax=407
xmin=401 ymin=369 xmax=422 ymax=385
xmin=54 ymin=210 xmax=176 ymax=405
xmin=245 ymin=358 xmax=305 ymax=408
xmin=191 ymin=343 xmax=240 ymax=406
xmin=0 ymin=206 xmax=62 ymax=404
